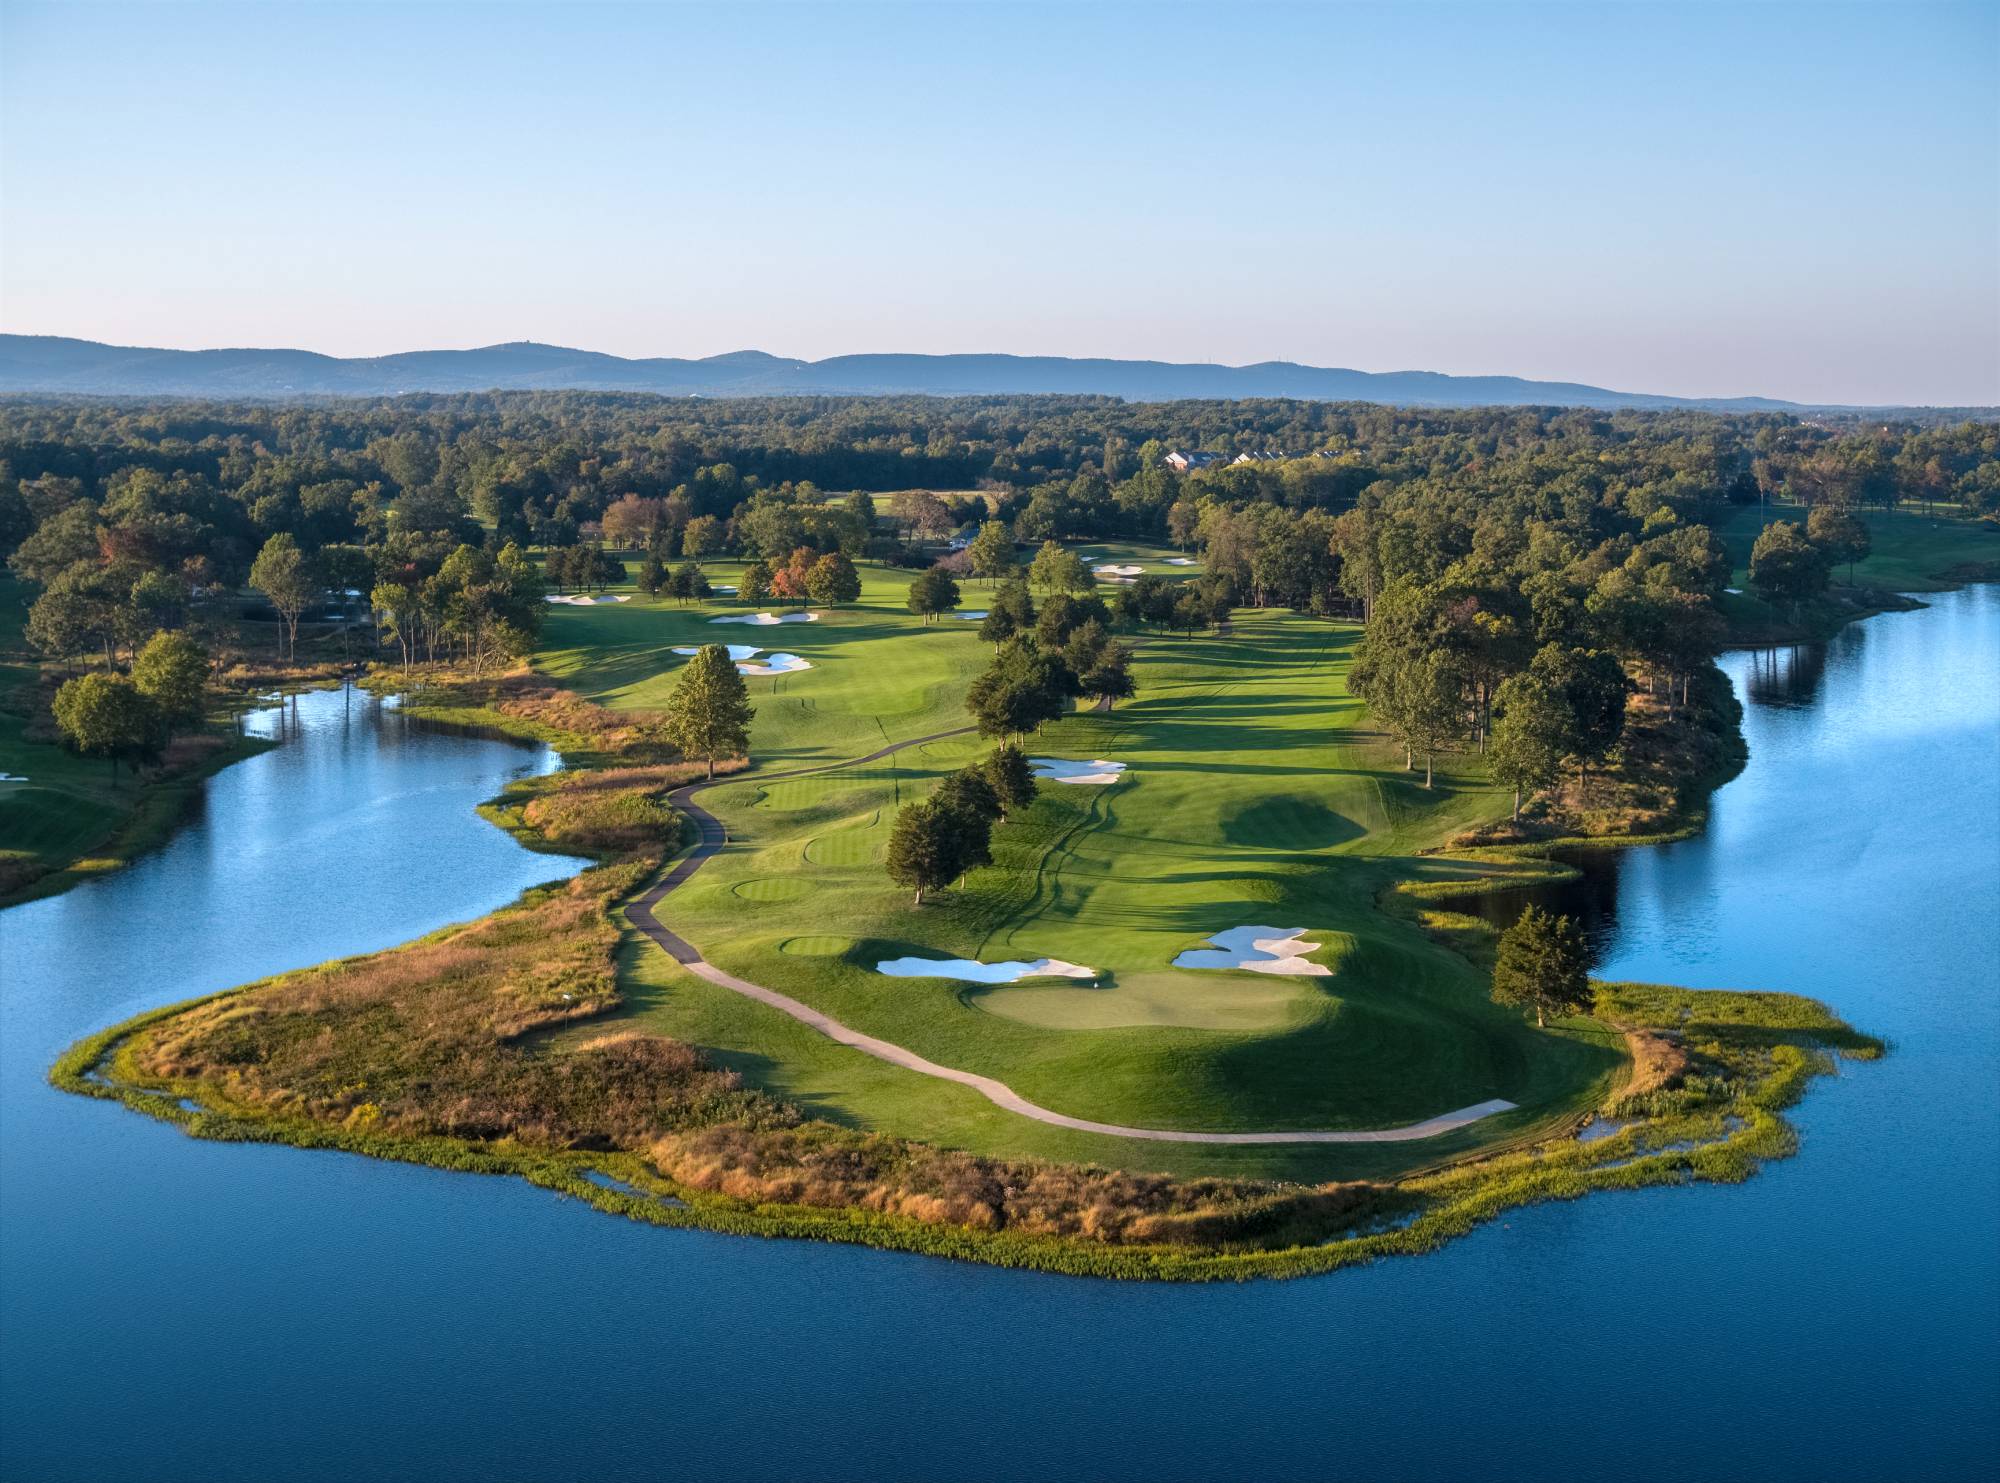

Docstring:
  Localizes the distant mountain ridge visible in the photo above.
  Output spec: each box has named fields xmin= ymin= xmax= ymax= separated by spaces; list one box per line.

xmin=0 ymin=334 xmax=1809 ymax=410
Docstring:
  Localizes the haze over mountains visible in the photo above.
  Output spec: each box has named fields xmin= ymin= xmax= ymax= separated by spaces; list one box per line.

xmin=0 ymin=334 xmax=1828 ymax=410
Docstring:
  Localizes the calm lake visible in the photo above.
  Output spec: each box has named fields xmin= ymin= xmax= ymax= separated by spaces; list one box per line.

xmin=3 ymin=589 xmax=1996 ymax=1483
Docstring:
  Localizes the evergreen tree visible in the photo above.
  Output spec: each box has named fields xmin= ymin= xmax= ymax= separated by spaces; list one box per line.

xmin=935 ymin=764 xmax=1002 ymax=823
xmin=886 ymin=797 xmax=970 ymax=905
xmin=637 ymin=551 xmax=666 ymax=597
xmin=982 ymin=743 xmax=1039 ymax=820
xmin=907 ymin=564 xmax=961 ymax=623
xmin=665 ymin=644 xmax=756 ymax=779
xmin=1080 ymin=640 xmax=1137 ymax=710
xmin=1491 ymin=905 xmax=1592 ymax=1028
xmin=979 ymin=579 xmax=1035 ymax=646
xmin=965 ymin=637 xmax=1072 ymax=737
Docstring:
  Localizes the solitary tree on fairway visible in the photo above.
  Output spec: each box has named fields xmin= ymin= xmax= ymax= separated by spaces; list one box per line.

xmin=806 ymin=551 xmax=862 ymax=607
xmin=51 ymin=671 xmax=161 ymax=784
xmin=982 ymin=743 xmax=1039 ymax=820
xmin=1491 ymin=905 xmax=1592 ymax=1028
xmin=907 ymin=565 xmax=961 ymax=623
xmin=665 ymin=644 xmax=756 ymax=779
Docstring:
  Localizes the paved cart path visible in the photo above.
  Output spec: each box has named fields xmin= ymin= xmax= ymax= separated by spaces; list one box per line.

xmin=625 ymin=728 xmax=1516 ymax=1144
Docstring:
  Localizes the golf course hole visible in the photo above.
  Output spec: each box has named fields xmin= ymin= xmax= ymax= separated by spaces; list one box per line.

xmin=731 ymin=877 xmax=816 ymax=902
xmin=779 ymin=935 xmax=854 ymax=957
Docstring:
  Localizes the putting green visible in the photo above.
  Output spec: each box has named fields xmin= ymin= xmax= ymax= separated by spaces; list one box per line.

xmin=970 ymin=969 xmax=1312 ymax=1030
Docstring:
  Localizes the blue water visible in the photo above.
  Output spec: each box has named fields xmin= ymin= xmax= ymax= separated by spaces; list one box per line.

xmin=3 ymin=594 xmax=1996 ymax=1483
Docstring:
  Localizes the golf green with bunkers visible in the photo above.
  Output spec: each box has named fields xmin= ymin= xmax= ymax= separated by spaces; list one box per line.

xmin=537 ymin=555 xmax=1622 ymax=1183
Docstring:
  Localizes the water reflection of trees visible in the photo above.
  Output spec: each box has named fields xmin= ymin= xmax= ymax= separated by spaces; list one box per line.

xmin=1741 ymin=640 xmax=1834 ymax=709
xmin=1467 ymin=850 xmax=1623 ymax=971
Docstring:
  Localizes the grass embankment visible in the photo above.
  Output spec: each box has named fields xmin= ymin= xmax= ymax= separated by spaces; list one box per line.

xmin=1716 ymin=505 xmax=2000 ymax=645
xmin=0 ymin=577 xmax=288 ymax=907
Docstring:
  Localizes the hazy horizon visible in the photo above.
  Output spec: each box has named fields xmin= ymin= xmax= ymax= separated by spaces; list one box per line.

xmin=3 ymin=0 xmax=1995 ymax=406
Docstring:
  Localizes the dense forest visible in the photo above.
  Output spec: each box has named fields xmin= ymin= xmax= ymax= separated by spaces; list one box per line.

xmin=2 ymin=391 xmax=1994 ymax=786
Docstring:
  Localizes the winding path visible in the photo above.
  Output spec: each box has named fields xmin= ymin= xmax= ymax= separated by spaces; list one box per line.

xmin=626 ymin=729 xmax=1517 ymax=1145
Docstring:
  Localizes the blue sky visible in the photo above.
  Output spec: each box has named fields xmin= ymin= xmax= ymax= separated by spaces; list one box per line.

xmin=2 ymin=0 xmax=1994 ymax=404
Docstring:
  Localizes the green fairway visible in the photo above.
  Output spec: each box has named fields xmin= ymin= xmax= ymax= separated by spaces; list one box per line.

xmin=534 ymin=562 xmax=1621 ymax=1179
xmin=1718 ymin=504 xmax=2000 ymax=591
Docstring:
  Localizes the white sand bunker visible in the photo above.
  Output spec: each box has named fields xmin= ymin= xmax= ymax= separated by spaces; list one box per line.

xmin=1175 ymin=926 xmax=1332 ymax=977
xmin=673 ymin=644 xmax=762 ymax=661
xmin=1031 ymin=757 xmax=1127 ymax=785
xmin=1094 ymin=564 xmax=1144 ymax=577
xmin=876 ymin=956 xmax=1097 ymax=984
xmin=711 ymin=611 xmax=821 ymax=626
xmin=712 ymin=584 xmax=738 ymax=594
xmin=544 ymin=593 xmax=630 ymax=605
xmin=957 ymin=610 xmax=990 ymax=620
xmin=739 ymin=652 xmax=811 ymax=676
xmin=1165 ymin=557 xmax=1196 ymax=566
xmin=0 ymin=772 xmax=26 ymax=783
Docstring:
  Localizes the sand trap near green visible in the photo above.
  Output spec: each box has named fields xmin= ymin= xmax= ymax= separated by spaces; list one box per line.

xmin=741 ymin=653 xmax=811 ymax=676
xmin=877 ymin=955 xmax=1098 ymax=984
xmin=1031 ymin=757 xmax=1126 ymax=784
xmin=712 ymin=611 xmax=820 ymax=626
xmin=1174 ymin=926 xmax=1333 ymax=977
xmin=544 ymin=594 xmax=629 ymax=605
xmin=671 ymin=642 xmax=813 ymax=675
